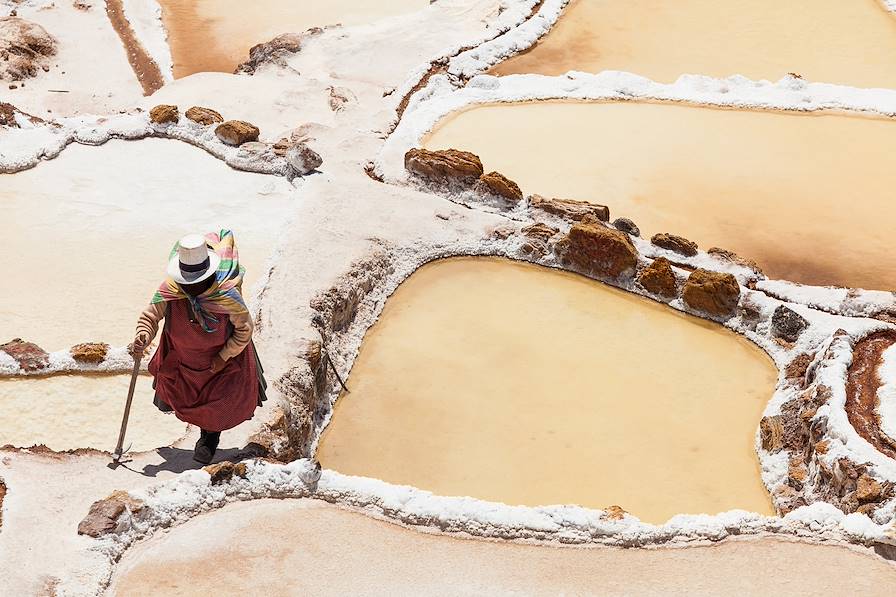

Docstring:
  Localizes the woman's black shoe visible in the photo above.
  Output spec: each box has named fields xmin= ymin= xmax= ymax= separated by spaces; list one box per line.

xmin=193 ymin=429 xmax=221 ymax=464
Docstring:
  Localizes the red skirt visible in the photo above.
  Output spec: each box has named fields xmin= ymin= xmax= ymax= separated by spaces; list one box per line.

xmin=149 ymin=299 xmax=265 ymax=432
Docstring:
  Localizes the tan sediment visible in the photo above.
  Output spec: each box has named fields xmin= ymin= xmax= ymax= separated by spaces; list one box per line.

xmin=105 ymin=0 xmax=165 ymax=95
xmin=424 ymin=101 xmax=896 ymax=290
xmin=110 ymin=499 xmax=896 ymax=596
xmin=0 ymin=477 xmax=5 ymax=531
xmin=318 ymin=258 xmax=777 ymax=523
xmin=846 ymin=331 xmax=896 ymax=459
xmin=491 ymin=0 xmax=896 ymax=90
xmin=157 ymin=0 xmax=429 ymax=78
xmin=0 ymin=374 xmax=188 ymax=453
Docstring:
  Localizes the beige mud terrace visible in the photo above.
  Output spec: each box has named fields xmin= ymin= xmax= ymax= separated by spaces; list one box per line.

xmin=1 ymin=1 xmax=896 ymax=595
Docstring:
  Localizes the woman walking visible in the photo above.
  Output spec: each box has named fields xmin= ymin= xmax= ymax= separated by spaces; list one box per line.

xmin=132 ymin=230 xmax=266 ymax=464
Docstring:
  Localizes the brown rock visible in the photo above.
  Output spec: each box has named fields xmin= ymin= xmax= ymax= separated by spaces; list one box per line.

xmin=784 ymin=353 xmax=813 ymax=383
xmin=788 ymin=455 xmax=808 ymax=488
xmin=814 ymin=440 xmax=829 ymax=455
xmin=521 ymin=222 xmax=558 ymax=244
xmin=651 ymin=233 xmax=698 ymax=257
xmin=185 ymin=106 xmax=224 ymax=125
xmin=327 ymin=85 xmax=356 ymax=112
xmin=557 ymin=217 xmax=638 ymax=279
xmin=603 ymin=505 xmax=627 ymax=520
xmin=78 ymin=499 xmax=124 ymax=537
xmin=856 ymin=473 xmax=882 ymax=503
xmin=0 ymin=102 xmax=25 ymax=127
xmin=301 ymin=339 xmax=323 ymax=374
xmin=0 ymin=18 xmax=57 ymax=81
xmin=682 ymin=269 xmax=741 ymax=318
xmin=0 ymin=338 xmax=49 ymax=372
xmin=149 ymin=104 xmax=178 ymax=124
xmin=529 ymin=194 xmax=609 ymax=222
xmin=759 ymin=415 xmax=784 ymax=452
xmin=638 ymin=257 xmax=677 ymax=298
xmin=215 ymin=120 xmax=260 ymax=146
xmin=272 ymin=138 xmax=291 ymax=156
xmin=404 ymin=148 xmax=483 ymax=185
xmin=490 ymin=224 xmax=516 ymax=239
xmin=0 ymin=102 xmax=41 ymax=127
xmin=707 ymin=247 xmax=763 ymax=274
xmin=204 ymin=461 xmax=248 ymax=485
xmin=286 ymin=142 xmax=323 ymax=175
xmin=856 ymin=503 xmax=877 ymax=516
xmin=77 ymin=491 xmax=143 ymax=537
xmin=771 ymin=305 xmax=809 ymax=343
xmin=612 ymin=217 xmax=639 ymax=236
xmin=236 ymin=32 xmax=303 ymax=74
xmin=70 ymin=342 xmax=109 ymax=364
xmin=476 ymin=171 xmax=523 ymax=203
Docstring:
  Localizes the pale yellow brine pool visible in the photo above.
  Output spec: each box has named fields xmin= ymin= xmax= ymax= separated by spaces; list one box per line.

xmin=318 ymin=258 xmax=777 ymax=523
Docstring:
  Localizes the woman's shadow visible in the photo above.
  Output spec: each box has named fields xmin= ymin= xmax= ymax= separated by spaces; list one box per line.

xmin=111 ymin=444 xmax=262 ymax=476
xmin=139 ymin=446 xmax=245 ymax=476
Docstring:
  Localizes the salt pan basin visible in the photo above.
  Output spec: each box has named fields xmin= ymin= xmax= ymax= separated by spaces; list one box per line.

xmin=424 ymin=101 xmax=896 ymax=291
xmin=0 ymin=138 xmax=292 ymax=351
xmin=492 ymin=0 xmax=896 ymax=90
xmin=0 ymin=374 xmax=187 ymax=452
xmin=318 ymin=258 xmax=777 ymax=523
xmin=158 ymin=0 xmax=429 ymax=77
xmin=110 ymin=499 xmax=896 ymax=596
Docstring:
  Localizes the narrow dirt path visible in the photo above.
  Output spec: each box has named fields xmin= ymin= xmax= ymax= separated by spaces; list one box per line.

xmin=846 ymin=330 xmax=896 ymax=459
xmin=110 ymin=498 xmax=896 ymax=596
xmin=105 ymin=0 xmax=166 ymax=95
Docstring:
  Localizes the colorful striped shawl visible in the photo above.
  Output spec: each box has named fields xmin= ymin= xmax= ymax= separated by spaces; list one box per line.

xmin=151 ymin=229 xmax=249 ymax=332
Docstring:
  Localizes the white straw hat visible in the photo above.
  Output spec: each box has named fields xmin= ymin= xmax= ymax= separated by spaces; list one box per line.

xmin=167 ymin=234 xmax=220 ymax=285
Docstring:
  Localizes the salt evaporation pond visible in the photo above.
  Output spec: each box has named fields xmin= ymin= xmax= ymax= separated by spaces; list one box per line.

xmin=0 ymin=374 xmax=186 ymax=452
xmin=492 ymin=0 xmax=896 ymax=89
xmin=0 ymin=138 xmax=291 ymax=351
xmin=158 ymin=0 xmax=429 ymax=77
xmin=110 ymin=500 xmax=896 ymax=595
xmin=424 ymin=101 xmax=896 ymax=291
xmin=318 ymin=258 xmax=777 ymax=523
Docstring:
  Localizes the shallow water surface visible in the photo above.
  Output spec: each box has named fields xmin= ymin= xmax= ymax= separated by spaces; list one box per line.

xmin=492 ymin=0 xmax=896 ymax=89
xmin=158 ymin=0 xmax=429 ymax=77
xmin=0 ymin=374 xmax=186 ymax=452
xmin=318 ymin=258 xmax=777 ymax=523
xmin=0 ymin=139 xmax=291 ymax=350
xmin=424 ymin=101 xmax=896 ymax=290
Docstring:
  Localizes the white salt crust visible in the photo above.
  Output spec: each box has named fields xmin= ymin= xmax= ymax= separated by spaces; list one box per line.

xmin=0 ymin=111 xmax=288 ymax=175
